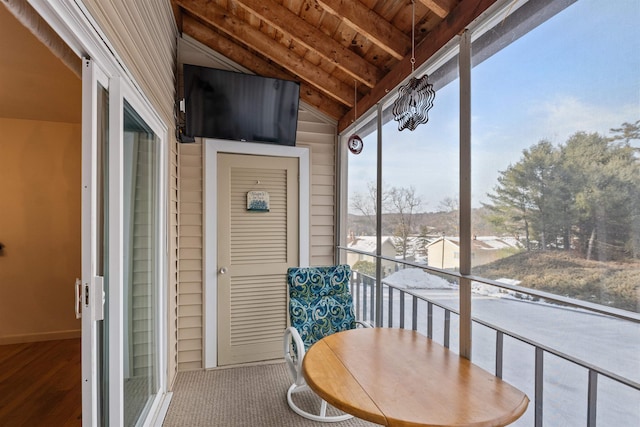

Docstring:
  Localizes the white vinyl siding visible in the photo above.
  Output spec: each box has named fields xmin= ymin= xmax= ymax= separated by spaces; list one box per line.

xmin=168 ymin=134 xmax=179 ymax=382
xmin=81 ymin=0 xmax=176 ymax=127
xmin=296 ymin=109 xmax=338 ymax=265
xmin=177 ymin=143 xmax=204 ymax=371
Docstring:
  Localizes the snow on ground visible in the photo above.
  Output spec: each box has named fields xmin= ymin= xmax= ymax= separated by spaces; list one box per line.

xmin=383 ymin=268 xmax=456 ymax=289
xmin=385 ymin=268 xmax=534 ymax=302
xmin=471 ymin=278 xmax=527 ymax=300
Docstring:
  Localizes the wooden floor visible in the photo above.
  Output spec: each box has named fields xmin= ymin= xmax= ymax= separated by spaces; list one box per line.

xmin=0 ymin=339 xmax=81 ymax=427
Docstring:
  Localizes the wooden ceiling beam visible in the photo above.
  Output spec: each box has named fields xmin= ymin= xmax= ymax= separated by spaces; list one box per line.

xmin=418 ymin=0 xmax=450 ymax=19
xmin=315 ymin=0 xmax=410 ymax=60
xmin=233 ymin=0 xmax=382 ymax=89
xmin=170 ymin=1 xmax=183 ymax=32
xmin=182 ymin=15 xmax=347 ymax=121
xmin=176 ymin=0 xmax=355 ymax=107
xmin=338 ymin=0 xmax=499 ymax=132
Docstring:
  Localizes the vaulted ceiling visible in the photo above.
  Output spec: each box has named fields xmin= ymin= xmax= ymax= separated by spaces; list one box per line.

xmin=171 ymin=0 xmax=498 ymax=132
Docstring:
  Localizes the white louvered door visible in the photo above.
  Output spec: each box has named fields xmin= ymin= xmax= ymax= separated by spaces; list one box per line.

xmin=217 ymin=153 xmax=299 ymax=365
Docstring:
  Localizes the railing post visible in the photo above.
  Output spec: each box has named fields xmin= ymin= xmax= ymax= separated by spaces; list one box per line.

xmin=495 ymin=331 xmax=504 ymax=379
xmin=535 ymin=347 xmax=544 ymax=427
xmin=356 ymin=273 xmax=364 ymax=320
xmin=388 ymin=287 xmax=394 ymax=327
xmin=412 ymin=296 xmax=418 ymax=331
xmin=587 ymin=370 xmax=598 ymax=427
xmin=427 ymin=302 xmax=433 ymax=339
xmin=351 ymin=272 xmax=357 ymax=318
xmin=399 ymin=290 xmax=406 ymax=329
xmin=370 ymin=278 xmax=375 ymax=321
xmin=362 ymin=277 xmax=369 ymax=323
xmin=444 ymin=309 xmax=451 ymax=349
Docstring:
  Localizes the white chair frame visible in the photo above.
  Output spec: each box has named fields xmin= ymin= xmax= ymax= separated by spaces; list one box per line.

xmin=283 ymin=321 xmax=371 ymax=422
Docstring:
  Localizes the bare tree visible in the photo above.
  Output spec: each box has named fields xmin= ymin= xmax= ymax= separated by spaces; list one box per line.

xmin=350 ymin=182 xmax=387 ymax=234
xmin=388 ymin=186 xmax=423 ymax=260
xmin=439 ymin=197 xmax=459 ymax=235
xmin=350 ymin=184 xmax=424 ymax=259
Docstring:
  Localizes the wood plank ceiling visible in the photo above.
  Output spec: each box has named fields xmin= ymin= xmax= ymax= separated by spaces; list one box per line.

xmin=171 ymin=0 xmax=498 ymax=132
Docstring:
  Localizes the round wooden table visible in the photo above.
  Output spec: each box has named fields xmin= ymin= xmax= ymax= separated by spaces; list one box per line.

xmin=302 ymin=328 xmax=529 ymax=427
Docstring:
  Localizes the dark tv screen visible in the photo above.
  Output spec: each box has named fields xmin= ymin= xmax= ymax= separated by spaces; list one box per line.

xmin=183 ymin=64 xmax=300 ymax=146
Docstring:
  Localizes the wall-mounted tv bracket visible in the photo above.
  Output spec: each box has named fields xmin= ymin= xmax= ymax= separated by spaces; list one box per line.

xmin=176 ymin=98 xmax=195 ymax=143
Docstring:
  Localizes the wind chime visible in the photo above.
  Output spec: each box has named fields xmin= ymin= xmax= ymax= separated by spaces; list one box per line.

xmin=347 ymin=80 xmax=363 ymax=154
xmin=392 ymin=0 xmax=435 ymax=131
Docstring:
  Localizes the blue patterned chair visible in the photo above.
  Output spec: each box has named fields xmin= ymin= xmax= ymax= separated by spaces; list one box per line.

xmin=283 ymin=264 xmax=370 ymax=422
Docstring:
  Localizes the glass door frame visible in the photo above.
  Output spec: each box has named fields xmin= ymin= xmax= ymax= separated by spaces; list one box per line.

xmin=82 ymin=57 xmax=169 ymax=426
xmin=81 ymin=57 xmax=108 ymax=426
xmin=108 ymin=76 xmax=169 ymax=427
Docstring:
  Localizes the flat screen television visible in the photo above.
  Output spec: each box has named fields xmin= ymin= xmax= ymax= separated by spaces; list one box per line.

xmin=183 ymin=64 xmax=300 ymax=146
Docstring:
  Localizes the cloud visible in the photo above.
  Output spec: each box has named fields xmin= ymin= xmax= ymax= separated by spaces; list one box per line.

xmin=532 ymin=95 xmax=638 ymax=142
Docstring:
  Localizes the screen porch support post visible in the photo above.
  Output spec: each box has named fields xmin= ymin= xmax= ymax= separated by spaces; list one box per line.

xmin=374 ymin=102 xmax=384 ymax=327
xmin=459 ymin=29 xmax=472 ymax=360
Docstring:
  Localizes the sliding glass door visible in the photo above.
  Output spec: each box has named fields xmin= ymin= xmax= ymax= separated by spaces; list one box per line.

xmin=82 ymin=58 xmax=166 ymax=426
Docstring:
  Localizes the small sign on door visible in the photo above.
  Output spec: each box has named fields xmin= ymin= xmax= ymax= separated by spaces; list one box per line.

xmin=247 ymin=191 xmax=270 ymax=212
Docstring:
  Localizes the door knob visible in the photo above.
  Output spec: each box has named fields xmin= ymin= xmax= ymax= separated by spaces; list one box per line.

xmin=219 ymin=266 xmax=228 ymax=275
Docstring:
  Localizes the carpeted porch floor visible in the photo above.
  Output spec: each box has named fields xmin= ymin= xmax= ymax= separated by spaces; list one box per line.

xmin=163 ymin=361 xmax=381 ymax=427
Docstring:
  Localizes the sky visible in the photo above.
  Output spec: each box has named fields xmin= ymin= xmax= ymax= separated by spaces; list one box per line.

xmin=347 ymin=0 xmax=640 ymax=213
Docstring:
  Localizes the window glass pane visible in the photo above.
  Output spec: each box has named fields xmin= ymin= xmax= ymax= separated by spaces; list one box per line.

xmin=346 ymin=121 xmax=378 ymax=237
xmin=345 ymin=118 xmax=379 ymax=323
xmin=345 ymin=54 xmax=461 ymax=328
xmin=471 ymin=1 xmax=640 ymax=309
xmin=377 ymin=59 xmax=461 ymax=344
xmin=122 ymin=100 xmax=159 ymax=426
xmin=471 ymin=1 xmax=640 ymax=425
xmin=381 ymin=57 xmax=460 ymax=273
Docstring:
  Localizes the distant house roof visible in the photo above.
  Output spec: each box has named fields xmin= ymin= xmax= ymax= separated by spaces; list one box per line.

xmin=472 ymin=236 xmax=522 ymax=250
xmin=425 ymin=236 xmax=459 ymax=249
xmin=347 ymin=235 xmax=395 ymax=254
xmin=426 ymin=236 xmax=521 ymax=250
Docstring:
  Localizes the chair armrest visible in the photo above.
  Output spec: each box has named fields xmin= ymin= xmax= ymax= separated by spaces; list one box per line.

xmin=283 ymin=326 xmax=306 ymax=384
xmin=356 ymin=320 xmax=373 ymax=328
